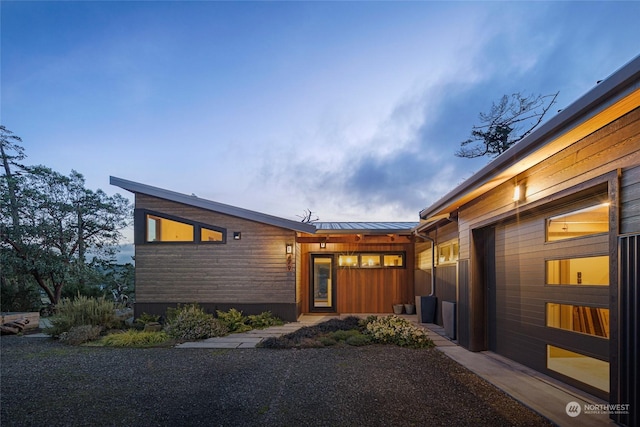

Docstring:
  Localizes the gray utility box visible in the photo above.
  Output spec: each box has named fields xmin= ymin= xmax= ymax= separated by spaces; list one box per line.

xmin=442 ymin=301 xmax=456 ymax=340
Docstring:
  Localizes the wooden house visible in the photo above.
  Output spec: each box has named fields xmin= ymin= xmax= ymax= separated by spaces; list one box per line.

xmin=416 ymin=55 xmax=639 ymax=425
xmin=110 ymin=176 xmax=417 ymax=322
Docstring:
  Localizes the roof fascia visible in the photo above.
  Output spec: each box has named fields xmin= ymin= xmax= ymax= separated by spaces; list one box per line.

xmin=110 ymin=176 xmax=317 ymax=234
xmin=420 ymin=55 xmax=640 ymax=221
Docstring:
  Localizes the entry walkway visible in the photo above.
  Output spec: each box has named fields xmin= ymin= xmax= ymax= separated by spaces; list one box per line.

xmin=419 ymin=322 xmax=614 ymax=427
xmin=175 ymin=314 xmax=333 ymax=349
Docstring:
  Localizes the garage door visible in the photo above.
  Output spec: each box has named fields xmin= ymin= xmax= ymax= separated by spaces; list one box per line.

xmin=489 ymin=193 xmax=611 ymax=398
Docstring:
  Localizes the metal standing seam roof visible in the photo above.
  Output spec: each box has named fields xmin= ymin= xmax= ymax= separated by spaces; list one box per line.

xmin=110 ymin=176 xmax=317 ymax=234
xmin=314 ymin=222 xmax=419 ymax=234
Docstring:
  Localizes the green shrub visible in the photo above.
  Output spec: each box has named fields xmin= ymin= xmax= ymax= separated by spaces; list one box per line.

xmin=363 ymin=315 xmax=434 ymax=348
xmin=135 ymin=312 xmax=161 ymax=325
xmin=330 ymin=329 xmax=361 ymax=341
xmin=216 ymin=308 xmax=252 ymax=333
xmin=59 ymin=325 xmax=103 ymax=345
xmin=345 ymin=332 xmax=372 ymax=346
xmin=47 ymin=295 xmax=119 ymax=337
xmin=164 ymin=304 xmax=228 ymax=340
xmin=246 ymin=311 xmax=284 ymax=329
xmin=318 ymin=336 xmax=338 ymax=346
xmin=101 ymin=330 xmax=170 ymax=347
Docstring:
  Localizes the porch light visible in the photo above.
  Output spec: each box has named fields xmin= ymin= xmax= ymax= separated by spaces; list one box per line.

xmin=233 ymin=232 xmax=241 ymax=240
xmin=513 ymin=184 xmax=524 ymax=202
xmin=286 ymin=243 xmax=293 ymax=254
xmin=320 ymin=241 xmax=326 ymax=249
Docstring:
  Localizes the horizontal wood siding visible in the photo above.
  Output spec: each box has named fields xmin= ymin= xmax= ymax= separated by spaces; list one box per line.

xmin=459 ymin=107 xmax=640 ymax=255
xmin=135 ymin=195 xmax=297 ymax=306
xmin=299 ymin=242 xmax=414 ymax=314
xmin=621 ymin=165 xmax=640 ymax=234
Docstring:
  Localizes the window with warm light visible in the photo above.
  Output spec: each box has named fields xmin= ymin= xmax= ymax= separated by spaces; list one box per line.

xmin=546 ymin=255 xmax=609 ymax=285
xmin=546 ymin=303 xmax=609 ymax=338
xmin=546 ymin=203 xmax=609 ymax=242
xmin=140 ymin=210 xmax=226 ymax=244
xmin=437 ymin=239 xmax=458 ymax=265
xmin=547 ymin=345 xmax=609 ymax=392
xmin=147 ymin=214 xmax=194 ymax=242
xmin=337 ymin=252 xmax=405 ymax=269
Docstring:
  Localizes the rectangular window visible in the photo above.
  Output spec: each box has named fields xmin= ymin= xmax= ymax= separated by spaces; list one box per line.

xmin=546 ymin=203 xmax=609 ymax=242
xmin=201 ymin=227 xmax=224 ymax=242
xmin=361 ymin=254 xmax=381 ymax=268
xmin=146 ymin=214 xmax=194 ymax=242
xmin=338 ymin=255 xmax=359 ymax=267
xmin=437 ymin=239 xmax=458 ymax=265
xmin=547 ymin=345 xmax=609 ymax=392
xmin=546 ymin=256 xmax=609 ymax=285
xmin=337 ymin=253 xmax=405 ymax=268
xmin=383 ymin=254 xmax=403 ymax=267
xmin=546 ymin=303 xmax=609 ymax=338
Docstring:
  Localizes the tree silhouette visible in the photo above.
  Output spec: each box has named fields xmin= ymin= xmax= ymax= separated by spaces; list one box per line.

xmin=456 ymin=92 xmax=559 ymax=159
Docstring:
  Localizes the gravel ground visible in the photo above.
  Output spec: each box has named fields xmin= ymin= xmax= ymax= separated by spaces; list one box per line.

xmin=1 ymin=335 xmax=552 ymax=427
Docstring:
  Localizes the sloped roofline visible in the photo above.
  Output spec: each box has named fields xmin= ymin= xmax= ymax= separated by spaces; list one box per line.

xmin=419 ymin=54 xmax=640 ymax=222
xmin=110 ymin=176 xmax=317 ymax=234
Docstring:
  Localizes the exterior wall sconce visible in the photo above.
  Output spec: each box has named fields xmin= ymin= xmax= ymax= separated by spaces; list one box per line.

xmin=320 ymin=241 xmax=326 ymax=249
xmin=286 ymin=243 xmax=293 ymax=254
xmin=513 ymin=184 xmax=525 ymax=202
xmin=233 ymin=232 xmax=242 ymax=240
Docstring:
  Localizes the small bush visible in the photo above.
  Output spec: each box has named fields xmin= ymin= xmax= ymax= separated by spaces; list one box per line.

xmin=216 ymin=308 xmax=252 ymax=333
xmin=318 ymin=336 xmax=338 ymax=346
xmin=363 ymin=315 xmax=434 ymax=348
xmin=330 ymin=329 xmax=361 ymax=341
xmin=164 ymin=304 xmax=228 ymax=340
xmin=345 ymin=333 xmax=372 ymax=346
xmin=59 ymin=325 xmax=103 ymax=345
xmin=247 ymin=311 xmax=284 ymax=329
xmin=135 ymin=312 xmax=161 ymax=325
xmin=47 ymin=295 xmax=119 ymax=337
xmin=101 ymin=330 xmax=170 ymax=347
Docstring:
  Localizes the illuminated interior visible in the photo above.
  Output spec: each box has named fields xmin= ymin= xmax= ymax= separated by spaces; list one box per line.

xmin=437 ymin=240 xmax=459 ymax=265
xmin=547 ymin=303 xmax=609 ymax=338
xmin=361 ymin=254 xmax=381 ymax=267
xmin=201 ymin=228 xmax=224 ymax=242
xmin=338 ymin=253 xmax=404 ymax=268
xmin=383 ymin=254 xmax=403 ymax=267
xmin=147 ymin=215 xmax=194 ymax=242
xmin=546 ymin=203 xmax=609 ymax=241
xmin=547 ymin=345 xmax=609 ymax=392
xmin=546 ymin=256 xmax=609 ymax=285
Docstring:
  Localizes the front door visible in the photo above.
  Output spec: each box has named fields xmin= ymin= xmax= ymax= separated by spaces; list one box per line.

xmin=311 ymin=255 xmax=335 ymax=312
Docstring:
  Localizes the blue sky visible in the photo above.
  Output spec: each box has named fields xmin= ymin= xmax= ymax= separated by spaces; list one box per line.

xmin=3 ymin=1 xmax=640 ymax=235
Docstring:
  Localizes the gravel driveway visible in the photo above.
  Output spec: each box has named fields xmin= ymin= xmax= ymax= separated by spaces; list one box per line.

xmin=1 ymin=336 xmax=551 ymax=426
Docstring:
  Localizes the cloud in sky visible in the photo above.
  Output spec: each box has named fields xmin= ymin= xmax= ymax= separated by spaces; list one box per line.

xmin=2 ymin=1 xmax=639 ymax=230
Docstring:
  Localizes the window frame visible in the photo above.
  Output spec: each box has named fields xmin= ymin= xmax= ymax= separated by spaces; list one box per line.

xmin=135 ymin=209 xmax=227 ymax=245
xmin=545 ymin=202 xmax=609 ymax=243
xmin=337 ymin=252 xmax=406 ymax=269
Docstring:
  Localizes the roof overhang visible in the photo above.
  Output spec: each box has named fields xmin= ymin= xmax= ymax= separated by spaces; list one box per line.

xmin=110 ymin=176 xmax=317 ymax=234
xmin=419 ymin=55 xmax=640 ymax=222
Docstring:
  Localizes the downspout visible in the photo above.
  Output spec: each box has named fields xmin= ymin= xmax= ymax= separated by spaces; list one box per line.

xmin=414 ymin=231 xmax=436 ymax=296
